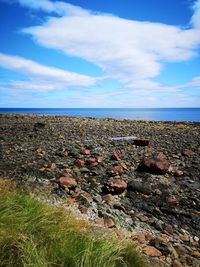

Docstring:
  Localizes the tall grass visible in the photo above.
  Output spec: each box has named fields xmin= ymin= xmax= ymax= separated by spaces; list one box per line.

xmin=0 ymin=179 xmax=149 ymax=267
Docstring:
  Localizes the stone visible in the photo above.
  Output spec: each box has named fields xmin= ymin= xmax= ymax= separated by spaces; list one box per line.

xmin=111 ymin=166 xmax=124 ymax=176
xmin=107 ymin=179 xmax=127 ymax=194
xmin=180 ymin=235 xmax=190 ymax=242
xmin=59 ymin=176 xmax=77 ymax=189
xmin=104 ymin=218 xmax=115 ymax=228
xmin=172 ymin=260 xmax=184 ymax=267
xmin=81 ymin=149 xmax=90 ymax=155
xmin=75 ymin=159 xmax=85 ymax=168
xmin=76 ymin=191 xmax=93 ymax=205
xmin=164 ymin=224 xmax=174 ymax=235
xmin=111 ymin=152 xmax=121 ymax=161
xmin=97 ymin=156 xmax=104 ymax=163
xmin=183 ymin=149 xmax=194 ymax=157
xmin=167 ymin=195 xmax=179 ymax=208
xmin=132 ymin=233 xmax=146 ymax=243
xmin=133 ymin=137 xmax=149 ymax=146
xmin=143 ymin=246 xmax=162 ymax=257
xmin=174 ymin=170 xmax=184 ymax=177
xmin=102 ymin=194 xmax=114 ymax=205
xmin=175 ymin=245 xmax=187 ymax=256
xmin=45 ymin=163 xmax=56 ymax=172
xmin=137 ymin=153 xmax=170 ymax=175
xmin=85 ymin=157 xmax=98 ymax=167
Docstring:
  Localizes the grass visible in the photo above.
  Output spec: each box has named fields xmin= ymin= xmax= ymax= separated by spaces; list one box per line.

xmin=0 ymin=179 xmax=149 ymax=267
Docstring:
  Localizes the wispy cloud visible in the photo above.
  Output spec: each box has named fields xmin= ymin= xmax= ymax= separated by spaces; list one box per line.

xmin=0 ymin=53 xmax=97 ymax=91
xmin=20 ymin=0 xmax=200 ymax=89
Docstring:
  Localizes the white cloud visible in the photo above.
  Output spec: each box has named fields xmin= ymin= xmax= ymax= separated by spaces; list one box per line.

xmin=0 ymin=53 xmax=96 ymax=91
xmin=20 ymin=0 xmax=200 ymax=88
xmin=191 ymin=0 xmax=200 ymax=28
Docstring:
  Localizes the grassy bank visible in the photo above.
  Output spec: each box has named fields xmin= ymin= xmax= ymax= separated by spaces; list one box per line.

xmin=0 ymin=179 xmax=148 ymax=267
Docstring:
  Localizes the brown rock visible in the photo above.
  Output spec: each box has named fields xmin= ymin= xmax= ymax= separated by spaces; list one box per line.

xmin=164 ymin=224 xmax=174 ymax=235
xmin=76 ymin=191 xmax=93 ymax=205
xmin=75 ymin=159 xmax=85 ymax=168
xmin=143 ymin=246 xmax=162 ymax=257
xmin=104 ymin=218 xmax=115 ymax=228
xmin=46 ymin=163 xmax=56 ymax=172
xmin=132 ymin=234 xmax=146 ymax=243
xmin=111 ymin=152 xmax=121 ymax=161
xmin=183 ymin=148 xmax=194 ymax=157
xmin=180 ymin=235 xmax=190 ymax=242
xmin=167 ymin=195 xmax=179 ymax=208
xmin=175 ymin=245 xmax=187 ymax=256
xmin=174 ymin=170 xmax=184 ymax=177
xmin=157 ymin=152 xmax=167 ymax=161
xmin=172 ymin=260 xmax=184 ymax=267
xmin=59 ymin=177 xmax=77 ymax=189
xmin=102 ymin=194 xmax=114 ymax=205
xmin=81 ymin=149 xmax=90 ymax=155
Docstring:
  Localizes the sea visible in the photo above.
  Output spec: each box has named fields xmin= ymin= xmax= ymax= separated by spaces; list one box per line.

xmin=0 ymin=108 xmax=200 ymax=122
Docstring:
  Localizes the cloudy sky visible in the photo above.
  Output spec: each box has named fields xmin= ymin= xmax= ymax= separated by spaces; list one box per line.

xmin=0 ymin=0 xmax=200 ymax=107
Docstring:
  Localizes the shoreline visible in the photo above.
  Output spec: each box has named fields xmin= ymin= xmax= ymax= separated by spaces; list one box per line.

xmin=1 ymin=112 xmax=200 ymax=124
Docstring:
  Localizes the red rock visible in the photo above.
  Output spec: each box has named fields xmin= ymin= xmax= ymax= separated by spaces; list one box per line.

xmin=75 ymin=159 xmax=85 ymax=168
xmin=138 ymin=156 xmax=170 ymax=175
xmin=85 ymin=157 xmax=98 ymax=167
xmin=133 ymin=137 xmax=149 ymax=146
xmin=183 ymin=149 xmax=194 ymax=157
xmin=167 ymin=195 xmax=179 ymax=208
xmin=104 ymin=218 xmax=115 ymax=228
xmin=111 ymin=152 xmax=121 ymax=161
xmin=143 ymin=246 xmax=162 ymax=257
xmin=157 ymin=152 xmax=167 ymax=161
xmin=108 ymin=179 xmax=127 ymax=194
xmin=81 ymin=149 xmax=90 ymax=155
xmin=111 ymin=166 xmax=124 ymax=175
xmin=59 ymin=177 xmax=77 ymax=189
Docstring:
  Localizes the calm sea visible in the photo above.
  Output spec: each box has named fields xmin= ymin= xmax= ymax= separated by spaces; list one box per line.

xmin=0 ymin=108 xmax=200 ymax=122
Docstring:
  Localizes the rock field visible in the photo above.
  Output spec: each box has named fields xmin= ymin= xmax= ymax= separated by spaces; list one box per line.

xmin=0 ymin=114 xmax=200 ymax=266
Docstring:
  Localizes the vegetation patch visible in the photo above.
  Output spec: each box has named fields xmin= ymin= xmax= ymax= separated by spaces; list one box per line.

xmin=0 ymin=179 xmax=148 ymax=267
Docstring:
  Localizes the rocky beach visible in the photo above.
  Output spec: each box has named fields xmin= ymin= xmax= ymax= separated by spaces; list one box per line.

xmin=0 ymin=114 xmax=200 ymax=267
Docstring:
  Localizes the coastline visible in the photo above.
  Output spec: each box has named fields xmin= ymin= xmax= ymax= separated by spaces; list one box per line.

xmin=0 ymin=114 xmax=200 ymax=266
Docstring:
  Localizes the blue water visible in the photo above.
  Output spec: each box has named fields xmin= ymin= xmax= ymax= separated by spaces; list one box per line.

xmin=0 ymin=108 xmax=200 ymax=122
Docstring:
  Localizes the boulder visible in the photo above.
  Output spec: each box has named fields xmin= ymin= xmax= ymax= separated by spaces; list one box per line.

xmin=137 ymin=153 xmax=170 ymax=174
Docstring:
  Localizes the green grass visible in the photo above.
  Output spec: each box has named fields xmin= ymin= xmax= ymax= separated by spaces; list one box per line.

xmin=0 ymin=179 xmax=149 ymax=267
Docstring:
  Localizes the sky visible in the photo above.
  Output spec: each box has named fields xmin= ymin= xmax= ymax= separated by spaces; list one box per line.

xmin=0 ymin=0 xmax=200 ymax=108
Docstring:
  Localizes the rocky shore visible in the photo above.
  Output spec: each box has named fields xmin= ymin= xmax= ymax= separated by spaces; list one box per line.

xmin=0 ymin=114 xmax=200 ymax=266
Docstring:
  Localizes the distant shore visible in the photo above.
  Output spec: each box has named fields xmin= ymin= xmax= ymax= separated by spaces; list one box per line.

xmin=1 ymin=107 xmax=200 ymax=122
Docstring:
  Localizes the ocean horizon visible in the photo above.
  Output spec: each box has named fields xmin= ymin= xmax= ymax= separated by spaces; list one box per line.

xmin=0 ymin=108 xmax=200 ymax=122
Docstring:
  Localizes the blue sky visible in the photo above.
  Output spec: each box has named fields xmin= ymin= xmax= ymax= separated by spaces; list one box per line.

xmin=0 ymin=0 xmax=200 ymax=107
